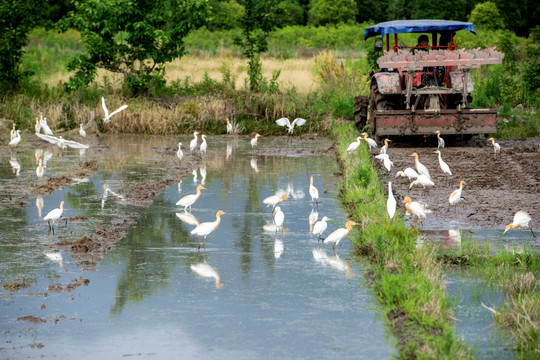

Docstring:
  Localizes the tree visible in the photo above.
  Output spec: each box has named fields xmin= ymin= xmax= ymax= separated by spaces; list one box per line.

xmin=207 ymin=0 xmax=244 ymax=31
xmin=64 ymin=0 xmax=209 ymax=94
xmin=234 ymin=0 xmax=283 ymax=91
xmin=0 ymin=0 xmax=43 ymax=91
xmin=468 ymin=2 xmax=505 ymax=30
xmin=308 ymin=0 xmax=358 ymax=26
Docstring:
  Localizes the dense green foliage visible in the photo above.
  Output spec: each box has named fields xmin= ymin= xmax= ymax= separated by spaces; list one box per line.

xmin=62 ymin=0 xmax=209 ymax=94
xmin=308 ymin=0 xmax=358 ymax=26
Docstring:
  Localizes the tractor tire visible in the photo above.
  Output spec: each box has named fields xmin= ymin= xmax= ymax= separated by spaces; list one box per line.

xmin=354 ymin=95 xmax=369 ymax=130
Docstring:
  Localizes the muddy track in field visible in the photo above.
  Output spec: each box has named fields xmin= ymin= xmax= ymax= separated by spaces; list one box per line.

xmin=376 ymin=137 xmax=540 ymax=230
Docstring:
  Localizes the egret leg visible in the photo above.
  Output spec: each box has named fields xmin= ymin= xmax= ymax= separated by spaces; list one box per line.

xmin=529 ymin=227 xmax=537 ymax=239
xmin=47 ymin=220 xmax=52 ymax=230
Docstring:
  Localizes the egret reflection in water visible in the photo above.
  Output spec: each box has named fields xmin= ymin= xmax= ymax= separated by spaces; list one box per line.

xmin=191 ymin=262 xmax=223 ymax=289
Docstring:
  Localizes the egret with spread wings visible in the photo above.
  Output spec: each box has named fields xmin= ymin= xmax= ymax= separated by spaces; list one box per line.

xmin=36 ymin=133 xmax=89 ymax=149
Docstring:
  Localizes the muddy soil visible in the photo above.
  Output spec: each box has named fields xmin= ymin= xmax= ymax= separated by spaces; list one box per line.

xmin=378 ymin=137 xmax=540 ymax=230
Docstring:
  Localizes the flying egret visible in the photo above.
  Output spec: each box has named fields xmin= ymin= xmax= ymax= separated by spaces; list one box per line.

xmin=323 ymin=220 xmax=357 ymax=252
xmin=176 ymin=184 xmax=207 ymax=211
xmin=36 ymin=133 xmax=89 ymax=149
xmin=395 ymin=168 xmax=419 ymax=181
xmin=190 ymin=131 xmax=199 ymax=152
xmin=409 ymin=174 xmax=435 ymax=189
xmin=251 ymin=133 xmax=262 ymax=148
xmin=434 ymin=150 xmax=452 ymax=176
xmin=434 ymin=130 xmax=445 ymax=149
xmin=191 ymin=210 xmax=228 ymax=248
xmin=309 ymin=176 xmax=319 ymax=205
xmin=487 ymin=137 xmax=500 ymax=153
xmin=503 ymin=211 xmax=536 ymax=238
xmin=191 ymin=262 xmax=223 ymax=289
xmin=410 ymin=152 xmax=431 ymax=179
xmin=79 ymin=124 xmax=86 ymax=138
xmin=387 ymin=182 xmax=396 ymax=219
xmin=309 ymin=209 xmax=318 ymax=232
xmin=361 ymin=132 xmax=377 ymax=151
xmin=346 ymin=136 xmax=362 ymax=154
xmin=176 ymin=142 xmax=183 ymax=160
xmin=9 ymin=130 xmax=21 ymax=146
xmin=380 ymin=138 xmax=392 ymax=154
xmin=10 ymin=124 xmax=16 ymax=140
xmin=36 ymin=159 xmax=44 ymax=179
xmin=263 ymin=193 xmax=288 ymax=211
xmin=375 ymin=153 xmax=393 ymax=172
xmin=226 ymin=118 xmax=233 ymax=134
xmin=200 ymin=134 xmax=207 ymax=154
xmin=402 ymin=196 xmax=427 ymax=224
xmin=101 ymin=96 xmax=128 ymax=123
xmin=44 ymin=201 xmax=64 ymax=235
xmin=275 ymin=117 xmax=307 ymax=135
xmin=34 ymin=118 xmax=41 ymax=134
xmin=313 ymin=216 xmax=331 ymax=240
xmin=449 ymin=180 xmax=466 ymax=208
xmin=273 ymin=206 xmax=285 ymax=233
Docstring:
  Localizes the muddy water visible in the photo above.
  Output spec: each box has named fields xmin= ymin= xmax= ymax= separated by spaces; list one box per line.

xmin=0 ymin=135 xmax=394 ymax=359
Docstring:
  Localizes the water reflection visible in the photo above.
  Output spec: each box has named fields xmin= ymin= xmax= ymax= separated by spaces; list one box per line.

xmin=312 ymin=248 xmax=352 ymax=278
xmin=191 ymin=262 xmax=223 ymax=289
xmin=273 ymin=239 xmax=284 ymax=259
xmin=9 ymin=154 xmax=20 ymax=177
xmin=36 ymin=195 xmax=43 ymax=217
xmin=44 ymin=251 xmax=63 ymax=268
xmin=250 ymin=157 xmax=258 ymax=173
xmin=176 ymin=211 xmax=200 ymax=227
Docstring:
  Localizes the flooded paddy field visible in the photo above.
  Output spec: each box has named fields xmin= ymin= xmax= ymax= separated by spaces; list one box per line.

xmin=0 ymin=135 xmax=394 ymax=359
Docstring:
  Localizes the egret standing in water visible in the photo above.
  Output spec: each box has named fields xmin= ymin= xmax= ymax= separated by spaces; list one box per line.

xmin=176 ymin=184 xmax=206 ymax=211
xmin=273 ymin=206 xmax=285 ymax=233
xmin=346 ymin=136 xmax=362 ymax=154
xmin=387 ymin=182 xmax=396 ymax=219
xmin=487 ymin=137 xmax=501 ymax=154
xmin=79 ymin=124 xmax=86 ymax=138
xmin=361 ymin=132 xmax=377 ymax=152
xmin=324 ymin=221 xmax=357 ymax=253
xmin=10 ymin=124 xmax=17 ymax=140
xmin=313 ymin=216 xmax=331 ymax=240
xmin=263 ymin=193 xmax=288 ymax=211
xmin=190 ymin=131 xmax=199 ymax=152
xmin=434 ymin=150 xmax=452 ymax=176
xmin=251 ymin=133 xmax=262 ymax=148
xmin=200 ymin=134 xmax=207 ymax=154
xmin=44 ymin=201 xmax=64 ymax=235
xmin=309 ymin=176 xmax=319 ymax=206
xmin=226 ymin=118 xmax=233 ymax=134
xmin=191 ymin=210 xmax=228 ymax=249
xmin=434 ymin=130 xmax=445 ymax=149
xmin=275 ymin=117 xmax=307 ymax=136
xmin=503 ymin=211 xmax=535 ymax=239
xmin=9 ymin=130 xmax=21 ymax=147
xmin=409 ymin=152 xmax=431 ymax=179
xmin=176 ymin=142 xmax=183 ymax=160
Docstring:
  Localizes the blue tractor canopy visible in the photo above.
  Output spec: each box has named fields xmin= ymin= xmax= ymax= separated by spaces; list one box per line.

xmin=364 ymin=20 xmax=476 ymax=52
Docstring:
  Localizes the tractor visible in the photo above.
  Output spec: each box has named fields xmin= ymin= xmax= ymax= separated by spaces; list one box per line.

xmin=354 ymin=20 xmax=504 ymax=139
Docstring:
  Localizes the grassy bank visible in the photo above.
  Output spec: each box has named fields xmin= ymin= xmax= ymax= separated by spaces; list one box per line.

xmin=330 ymin=121 xmax=470 ymax=359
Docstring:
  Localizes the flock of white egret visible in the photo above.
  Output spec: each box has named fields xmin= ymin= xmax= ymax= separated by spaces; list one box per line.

xmin=345 ymin=131 xmax=535 ymax=239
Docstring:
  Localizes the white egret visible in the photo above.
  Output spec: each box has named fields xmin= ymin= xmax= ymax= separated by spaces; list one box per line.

xmin=346 ymin=136 xmax=362 ymax=154
xmin=375 ymin=153 xmax=393 ymax=172
xmin=191 ymin=210 xmax=228 ymax=248
xmin=44 ymin=201 xmax=64 ymax=234
xmin=434 ymin=150 xmax=452 ymax=176
xmin=323 ymin=220 xmax=357 ymax=252
xmin=36 ymin=133 xmax=89 ymax=149
xmin=191 ymin=263 xmax=223 ymax=289
xmin=387 ymin=182 xmax=396 ymax=219
xmin=40 ymin=117 xmax=54 ymax=135
xmin=361 ymin=132 xmax=377 ymax=151
xmin=79 ymin=124 xmax=86 ymax=138
xmin=380 ymin=138 xmax=391 ymax=154
xmin=434 ymin=130 xmax=445 ymax=149
xmin=226 ymin=118 xmax=233 ymax=134
xmin=395 ymin=168 xmax=419 ymax=181
xmin=402 ymin=196 xmax=427 ymax=224
xmin=200 ymin=134 xmax=207 ymax=154
xmin=101 ymin=96 xmax=128 ymax=123
xmin=9 ymin=130 xmax=21 ymax=146
xmin=176 ymin=142 xmax=183 ymax=160
xmin=313 ymin=216 xmax=331 ymax=239
xmin=251 ymin=133 xmax=262 ymax=148
xmin=487 ymin=137 xmax=500 ymax=153
xmin=503 ymin=211 xmax=535 ymax=238
xmin=10 ymin=123 xmax=16 ymax=140
xmin=409 ymin=174 xmax=435 ymax=189
xmin=410 ymin=152 xmax=431 ymax=179
xmin=449 ymin=180 xmax=466 ymax=208
xmin=34 ymin=118 xmax=41 ymax=134
xmin=309 ymin=176 xmax=319 ymax=205
xmin=275 ymin=117 xmax=307 ymax=135
xmin=190 ymin=131 xmax=198 ymax=152
xmin=263 ymin=193 xmax=288 ymax=211
xmin=176 ymin=184 xmax=206 ymax=211
xmin=273 ymin=206 xmax=285 ymax=232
